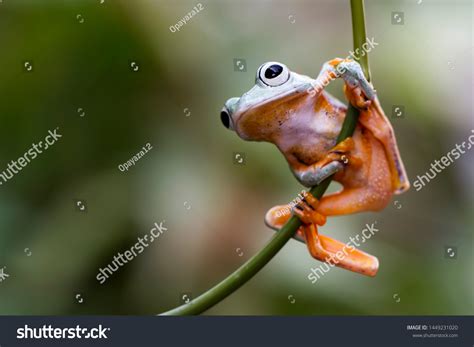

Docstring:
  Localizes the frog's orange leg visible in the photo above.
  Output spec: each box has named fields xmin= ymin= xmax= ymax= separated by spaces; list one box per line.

xmin=295 ymin=194 xmax=378 ymax=276
xmin=266 ymin=193 xmax=379 ymax=276
xmin=317 ymin=133 xmax=393 ymax=216
xmin=318 ymin=58 xmax=409 ymax=194
xmin=357 ymin=99 xmax=410 ymax=194
xmin=318 ymin=186 xmax=391 ymax=216
xmin=300 ymin=223 xmax=379 ymax=276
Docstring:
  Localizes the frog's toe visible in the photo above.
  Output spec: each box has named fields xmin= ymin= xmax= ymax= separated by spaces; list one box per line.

xmin=325 ymin=137 xmax=363 ymax=169
xmin=337 ymin=60 xmax=376 ymax=100
xmin=265 ymin=205 xmax=307 ymax=243
xmin=293 ymin=200 xmax=326 ymax=226
xmin=264 ymin=205 xmax=292 ymax=230
xmin=302 ymin=191 xmax=319 ymax=210
xmin=344 ymin=84 xmax=373 ymax=109
xmin=330 ymin=137 xmax=354 ymax=154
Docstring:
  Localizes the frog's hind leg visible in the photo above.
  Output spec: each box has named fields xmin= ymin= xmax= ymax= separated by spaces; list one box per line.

xmin=300 ymin=223 xmax=379 ymax=276
xmin=317 ymin=132 xmax=393 ymax=216
xmin=293 ymin=193 xmax=379 ymax=276
xmin=327 ymin=58 xmax=410 ymax=194
xmin=266 ymin=193 xmax=379 ymax=276
xmin=357 ymin=99 xmax=410 ymax=194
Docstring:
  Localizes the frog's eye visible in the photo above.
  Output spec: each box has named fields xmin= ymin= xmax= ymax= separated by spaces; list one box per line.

xmin=258 ymin=62 xmax=290 ymax=87
xmin=220 ymin=110 xmax=231 ymax=129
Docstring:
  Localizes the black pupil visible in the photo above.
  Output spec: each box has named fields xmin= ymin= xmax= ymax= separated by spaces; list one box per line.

xmin=221 ymin=111 xmax=230 ymax=129
xmin=264 ymin=65 xmax=283 ymax=79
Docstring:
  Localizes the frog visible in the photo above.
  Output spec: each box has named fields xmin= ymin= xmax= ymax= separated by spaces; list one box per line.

xmin=220 ymin=58 xmax=410 ymax=277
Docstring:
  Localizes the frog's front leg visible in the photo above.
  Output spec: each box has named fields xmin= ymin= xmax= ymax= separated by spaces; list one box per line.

xmin=293 ymin=160 xmax=344 ymax=188
xmin=292 ymin=138 xmax=362 ymax=187
xmin=310 ymin=58 xmax=375 ymax=108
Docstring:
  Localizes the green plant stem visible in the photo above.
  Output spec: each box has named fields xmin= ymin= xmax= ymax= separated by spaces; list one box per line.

xmin=161 ymin=0 xmax=370 ymax=316
xmin=351 ymin=0 xmax=371 ymax=82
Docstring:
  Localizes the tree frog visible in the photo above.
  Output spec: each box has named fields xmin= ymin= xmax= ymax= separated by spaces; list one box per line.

xmin=221 ymin=59 xmax=410 ymax=277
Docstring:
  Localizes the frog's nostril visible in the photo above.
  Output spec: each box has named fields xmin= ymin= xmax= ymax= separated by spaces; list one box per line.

xmin=220 ymin=110 xmax=231 ymax=129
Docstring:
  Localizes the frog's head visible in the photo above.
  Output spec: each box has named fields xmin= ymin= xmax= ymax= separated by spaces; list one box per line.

xmin=221 ymin=62 xmax=315 ymax=142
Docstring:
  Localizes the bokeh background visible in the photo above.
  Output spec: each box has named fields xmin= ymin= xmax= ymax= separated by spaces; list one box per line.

xmin=0 ymin=0 xmax=472 ymax=315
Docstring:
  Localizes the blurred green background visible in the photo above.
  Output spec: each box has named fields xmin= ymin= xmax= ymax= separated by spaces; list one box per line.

xmin=0 ymin=0 xmax=472 ymax=315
